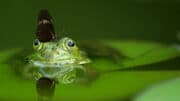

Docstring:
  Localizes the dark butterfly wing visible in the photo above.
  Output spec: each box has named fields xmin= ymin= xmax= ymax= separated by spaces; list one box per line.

xmin=36 ymin=9 xmax=57 ymax=42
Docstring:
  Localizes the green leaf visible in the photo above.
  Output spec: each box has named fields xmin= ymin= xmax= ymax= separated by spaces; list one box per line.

xmin=0 ymin=48 xmax=22 ymax=63
xmin=91 ymin=40 xmax=180 ymax=71
xmin=133 ymin=77 xmax=180 ymax=101
xmin=0 ymin=40 xmax=180 ymax=101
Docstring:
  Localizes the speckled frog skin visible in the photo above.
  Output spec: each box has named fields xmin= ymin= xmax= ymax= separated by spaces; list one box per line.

xmin=25 ymin=37 xmax=91 ymax=84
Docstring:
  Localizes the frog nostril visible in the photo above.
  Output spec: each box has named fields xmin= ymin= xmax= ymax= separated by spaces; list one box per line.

xmin=52 ymin=47 xmax=56 ymax=50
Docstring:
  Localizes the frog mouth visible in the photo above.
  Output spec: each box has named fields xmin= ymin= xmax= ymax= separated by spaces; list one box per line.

xmin=33 ymin=59 xmax=76 ymax=68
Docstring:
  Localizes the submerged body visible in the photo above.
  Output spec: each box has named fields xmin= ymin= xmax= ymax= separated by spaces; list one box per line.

xmin=25 ymin=37 xmax=91 ymax=84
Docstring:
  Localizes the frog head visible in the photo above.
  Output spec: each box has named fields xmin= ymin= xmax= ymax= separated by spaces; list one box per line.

xmin=30 ymin=37 xmax=90 ymax=66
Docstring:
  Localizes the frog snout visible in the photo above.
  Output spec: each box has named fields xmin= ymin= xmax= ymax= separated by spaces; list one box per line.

xmin=53 ymin=50 xmax=60 ymax=55
xmin=51 ymin=47 xmax=60 ymax=55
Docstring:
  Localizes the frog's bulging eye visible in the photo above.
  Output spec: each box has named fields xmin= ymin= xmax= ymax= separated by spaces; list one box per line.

xmin=33 ymin=39 xmax=42 ymax=51
xmin=34 ymin=39 xmax=40 ymax=46
xmin=62 ymin=37 xmax=77 ymax=50
xmin=67 ymin=40 xmax=75 ymax=47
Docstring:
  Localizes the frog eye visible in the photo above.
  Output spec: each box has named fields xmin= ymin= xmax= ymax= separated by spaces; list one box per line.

xmin=67 ymin=40 xmax=75 ymax=47
xmin=34 ymin=39 xmax=40 ymax=46
xmin=33 ymin=39 xmax=42 ymax=51
xmin=61 ymin=37 xmax=77 ymax=50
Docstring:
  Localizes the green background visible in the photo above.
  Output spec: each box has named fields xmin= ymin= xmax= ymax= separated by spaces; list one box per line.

xmin=0 ymin=0 xmax=178 ymax=49
xmin=0 ymin=1 xmax=179 ymax=101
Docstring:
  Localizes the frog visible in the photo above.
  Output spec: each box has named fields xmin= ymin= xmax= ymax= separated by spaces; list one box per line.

xmin=25 ymin=37 xmax=91 ymax=84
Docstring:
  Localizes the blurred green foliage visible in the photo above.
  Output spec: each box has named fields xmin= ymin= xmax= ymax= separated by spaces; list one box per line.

xmin=0 ymin=0 xmax=179 ymax=101
xmin=0 ymin=0 xmax=178 ymax=49
xmin=134 ymin=77 xmax=180 ymax=101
